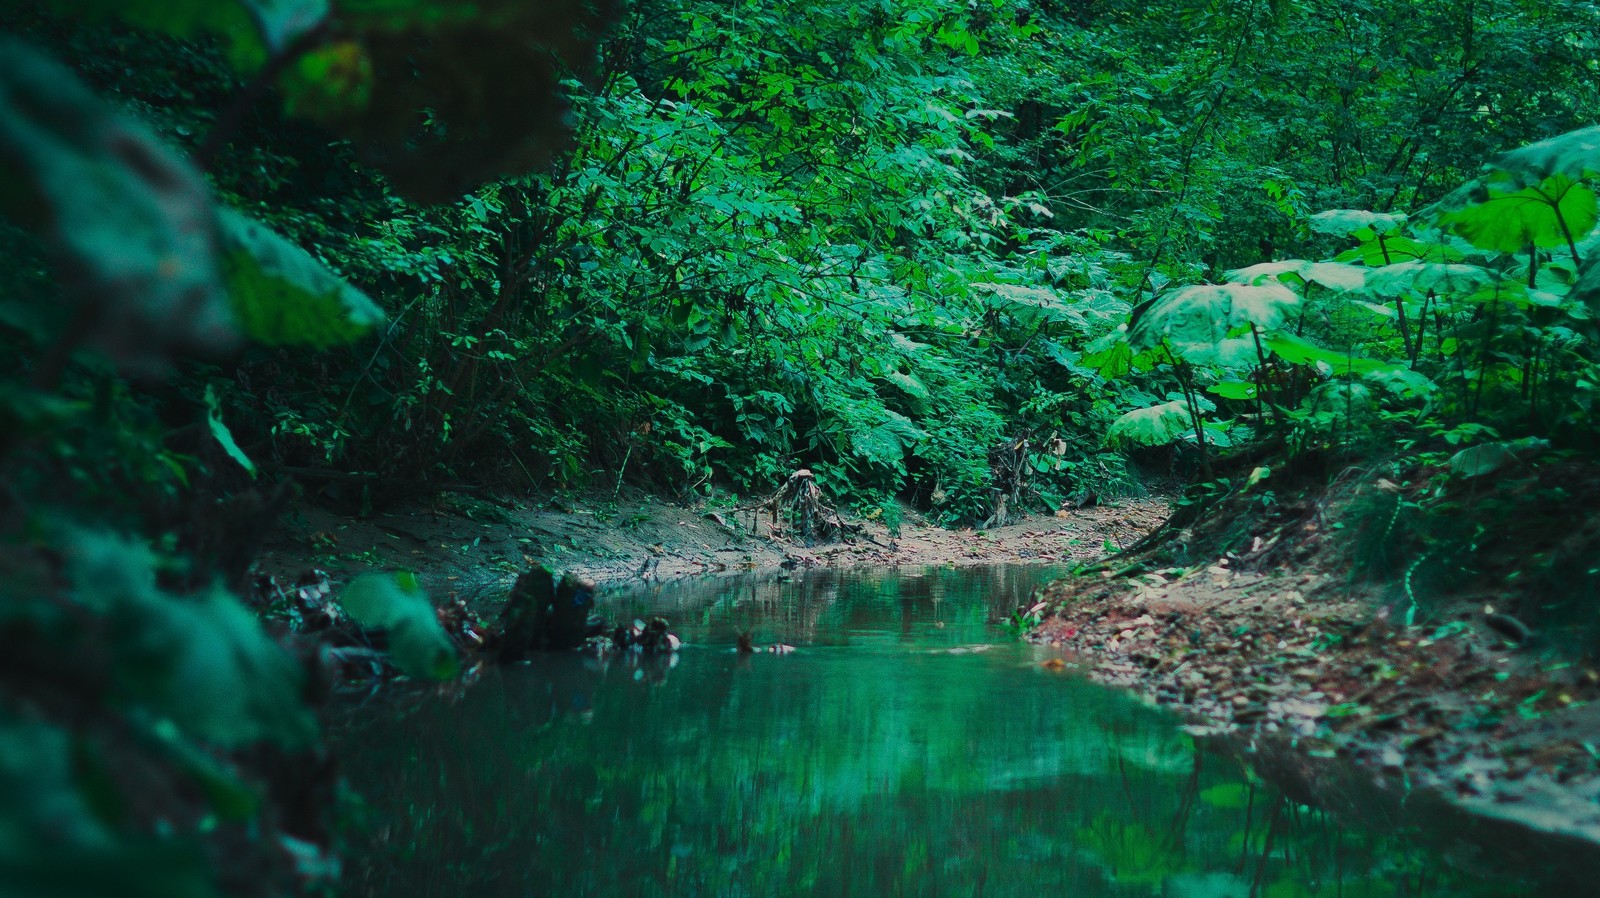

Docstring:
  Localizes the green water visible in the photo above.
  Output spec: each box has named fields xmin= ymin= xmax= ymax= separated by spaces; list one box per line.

xmin=336 ymin=566 xmax=1582 ymax=897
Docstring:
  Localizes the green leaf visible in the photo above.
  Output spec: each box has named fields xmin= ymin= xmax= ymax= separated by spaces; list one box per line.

xmin=1333 ymin=232 xmax=1462 ymax=267
xmin=203 ymin=385 xmax=255 ymax=477
xmin=849 ymin=411 xmax=926 ymax=470
xmin=1308 ymin=209 xmax=1407 ymax=237
xmin=1265 ymin=333 xmax=1395 ymax=375
xmin=141 ymin=719 xmax=260 ymax=822
xmin=1490 ymin=125 xmax=1600 ymax=184
xmin=1198 ymin=782 xmax=1250 ymax=809
xmin=882 ymin=370 xmax=930 ymax=403
xmin=1083 ymin=329 xmax=1135 ymax=377
xmin=1449 ymin=437 xmax=1549 ymax=478
xmin=0 ymin=718 xmax=218 ymax=898
xmin=976 ymin=282 xmax=1088 ymax=330
xmin=1129 ymin=283 xmax=1296 ymax=367
xmin=1106 ymin=400 xmax=1193 ymax=449
xmin=1572 ymin=255 xmax=1600 ymax=324
xmin=1364 ymin=261 xmax=1498 ymax=297
xmin=0 ymin=38 xmax=238 ymax=373
xmin=217 ymin=208 xmax=384 ymax=347
xmin=1208 ymin=381 xmax=1258 ymax=400
xmin=1224 ymin=260 xmax=1366 ymax=292
xmin=339 ymin=573 xmax=459 ymax=680
xmin=1432 ymin=173 xmax=1598 ymax=254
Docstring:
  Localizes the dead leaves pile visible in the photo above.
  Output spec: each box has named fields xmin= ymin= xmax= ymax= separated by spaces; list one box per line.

xmin=1030 ymin=561 xmax=1600 ymax=833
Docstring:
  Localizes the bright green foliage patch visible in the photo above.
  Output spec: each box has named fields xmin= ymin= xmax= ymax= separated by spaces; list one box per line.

xmin=339 ymin=573 xmax=459 ymax=680
xmin=1106 ymin=401 xmax=1194 ymax=449
xmin=217 ymin=208 xmax=384 ymax=347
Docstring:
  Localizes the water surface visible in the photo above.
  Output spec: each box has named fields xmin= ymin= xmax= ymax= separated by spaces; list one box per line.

xmin=336 ymin=566 xmax=1569 ymax=897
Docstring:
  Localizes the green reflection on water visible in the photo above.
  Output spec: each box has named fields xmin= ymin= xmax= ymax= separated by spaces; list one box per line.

xmin=335 ymin=566 xmax=1553 ymax=897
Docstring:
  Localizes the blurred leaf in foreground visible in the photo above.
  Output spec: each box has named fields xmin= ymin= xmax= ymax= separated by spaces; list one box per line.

xmin=0 ymin=37 xmax=237 ymax=374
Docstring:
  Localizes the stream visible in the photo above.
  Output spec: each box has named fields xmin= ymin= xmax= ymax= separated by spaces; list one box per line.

xmin=334 ymin=565 xmax=1578 ymax=897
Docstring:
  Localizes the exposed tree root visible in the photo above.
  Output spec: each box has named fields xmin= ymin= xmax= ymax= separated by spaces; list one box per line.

xmin=732 ymin=469 xmax=884 ymax=546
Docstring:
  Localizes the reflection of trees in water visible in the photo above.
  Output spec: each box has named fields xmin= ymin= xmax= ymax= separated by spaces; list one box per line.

xmin=334 ymin=569 xmax=1553 ymax=898
xmin=603 ymin=565 xmax=1063 ymax=648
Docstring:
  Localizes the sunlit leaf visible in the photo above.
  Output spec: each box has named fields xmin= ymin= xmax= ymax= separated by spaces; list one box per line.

xmin=1265 ymin=333 xmax=1395 ymax=375
xmin=1106 ymin=400 xmax=1193 ymax=449
xmin=1431 ymin=173 xmax=1598 ymax=254
xmin=217 ymin=208 xmax=384 ymax=347
xmin=1198 ymin=782 xmax=1250 ymax=808
xmin=1208 ymin=381 xmax=1258 ymax=400
xmin=1343 ymin=234 xmax=1461 ymax=267
xmin=1129 ymin=283 xmax=1297 ymax=367
xmin=204 ymin=385 xmax=255 ymax=477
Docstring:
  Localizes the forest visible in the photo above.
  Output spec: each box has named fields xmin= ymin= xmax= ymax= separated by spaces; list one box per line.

xmin=3 ymin=0 xmax=1600 ymax=894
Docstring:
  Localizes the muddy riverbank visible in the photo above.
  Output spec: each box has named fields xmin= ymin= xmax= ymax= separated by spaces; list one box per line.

xmin=255 ymin=491 xmax=1171 ymax=595
xmin=259 ymin=485 xmax=1600 ymax=854
xmin=1030 ymin=556 xmax=1600 ymax=847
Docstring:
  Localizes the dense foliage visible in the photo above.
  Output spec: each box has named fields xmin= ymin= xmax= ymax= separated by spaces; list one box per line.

xmin=3 ymin=0 xmax=1600 ymax=894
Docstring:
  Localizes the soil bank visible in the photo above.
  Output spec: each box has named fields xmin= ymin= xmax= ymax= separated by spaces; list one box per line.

xmin=258 ymin=488 xmax=1600 ymax=850
xmin=1030 ymin=558 xmax=1600 ymax=847
xmin=256 ymin=491 xmax=1171 ymax=598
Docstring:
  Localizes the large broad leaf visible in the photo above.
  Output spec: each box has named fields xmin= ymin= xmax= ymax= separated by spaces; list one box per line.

xmin=1430 ymin=173 xmax=1598 ymax=254
xmin=1224 ymin=260 xmax=1366 ymax=292
xmin=0 ymin=38 xmax=238 ymax=373
xmin=976 ymin=283 xmax=1088 ymax=331
xmin=1449 ymin=437 xmax=1549 ymax=478
xmin=1491 ymin=126 xmax=1600 ymax=185
xmin=1083 ymin=329 xmax=1135 ymax=378
xmin=1106 ymin=401 xmax=1193 ymax=449
xmin=1265 ymin=333 xmax=1397 ymax=376
xmin=339 ymin=573 xmax=459 ymax=680
xmin=850 ymin=411 xmax=926 ymax=469
xmin=1332 ymin=232 xmax=1464 ymax=267
xmin=216 ymin=208 xmax=383 ymax=346
xmin=1128 ymin=283 xmax=1297 ymax=367
xmin=1572 ymin=255 xmax=1600 ymax=325
xmin=1364 ymin=261 xmax=1498 ymax=297
xmin=1309 ymin=209 xmax=1408 ymax=237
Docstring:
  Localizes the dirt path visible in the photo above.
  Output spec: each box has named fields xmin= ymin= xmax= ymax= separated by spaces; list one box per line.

xmin=256 ymin=492 xmax=1171 ymax=601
